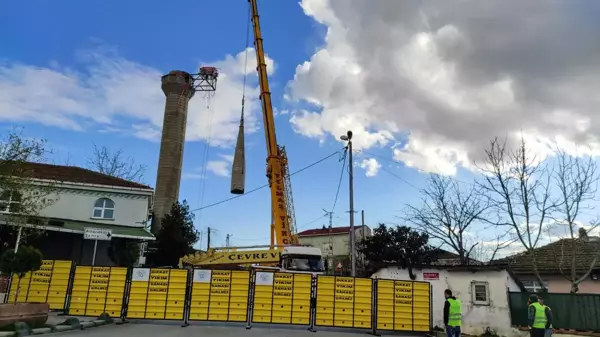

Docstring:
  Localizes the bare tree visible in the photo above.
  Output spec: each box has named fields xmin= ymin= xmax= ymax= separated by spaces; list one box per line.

xmin=87 ymin=144 xmax=146 ymax=183
xmin=402 ymin=174 xmax=507 ymax=264
xmin=478 ymin=137 xmax=555 ymax=290
xmin=0 ymin=131 xmax=58 ymax=251
xmin=551 ymin=148 xmax=600 ymax=293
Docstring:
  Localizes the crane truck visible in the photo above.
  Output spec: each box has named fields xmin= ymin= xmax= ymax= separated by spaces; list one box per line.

xmin=179 ymin=0 xmax=325 ymax=274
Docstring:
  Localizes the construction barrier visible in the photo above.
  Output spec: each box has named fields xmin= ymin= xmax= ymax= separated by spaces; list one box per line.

xmin=251 ymin=272 xmax=311 ymax=325
xmin=189 ymin=270 xmax=250 ymax=322
xmin=126 ymin=268 xmax=188 ymax=320
xmin=7 ymin=260 xmax=72 ymax=310
xmin=376 ymin=280 xmax=431 ymax=332
xmin=3 ymin=261 xmax=432 ymax=333
xmin=67 ymin=266 xmax=128 ymax=317
xmin=315 ymin=276 xmax=373 ymax=329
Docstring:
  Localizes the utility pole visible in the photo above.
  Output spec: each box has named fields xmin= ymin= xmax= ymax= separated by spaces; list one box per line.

xmin=340 ymin=130 xmax=355 ymax=277
xmin=207 ymin=227 xmax=211 ymax=251
xmin=323 ymin=209 xmax=334 ymax=271
xmin=226 ymin=234 xmax=232 ymax=248
xmin=361 ymin=210 xmax=365 ymax=268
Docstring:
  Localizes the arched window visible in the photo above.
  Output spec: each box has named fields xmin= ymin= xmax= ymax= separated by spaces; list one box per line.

xmin=0 ymin=190 xmax=22 ymax=213
xmin=92 ymin=198 xmax=115 ymax=219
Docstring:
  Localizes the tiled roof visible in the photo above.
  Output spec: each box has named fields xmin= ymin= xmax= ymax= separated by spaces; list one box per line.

xmin=491 ymin=237 xmax=600 ymax=274
xmin=297 ymin=226 xmax=363 ymax=237
xmin=2 ymin=162 xmax=152 ymax=190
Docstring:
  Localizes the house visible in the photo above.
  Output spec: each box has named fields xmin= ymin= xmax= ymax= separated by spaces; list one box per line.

xmin=297 ymin=225 xmax=371 ymax=271
xmin=0 ymin=162 xmax=155 ymax=266
xmin=492 ymin=235 xmax=600 ymax=293
xmin=372 ymin=265 xmax=523 ymax=336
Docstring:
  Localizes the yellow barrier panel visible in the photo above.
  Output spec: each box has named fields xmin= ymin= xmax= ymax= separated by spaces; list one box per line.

xmin=251 ymin=272 xmax=311 ymax=325
xmin=126 ymin=268 xmax=188 ymax=320
xmin=8 ymin=260 xmax=72 ymax=310
xmin=412 ymin=282 xmax=431 ymax=331
xmin=68 ymin=266 xmax=127 ymax=317
xmin=376 ymin=280 xmax=431 ymax=332
xmin=189 ymin=270 xmax=250 ymax=322
xmin=315 ymin=276 xmax=372 ymax=329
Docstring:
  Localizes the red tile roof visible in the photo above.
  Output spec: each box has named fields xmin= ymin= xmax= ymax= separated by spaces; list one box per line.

xmin=297 ymin=226 xmax=361 ymax=237
xmin=7 ymin=162 xmax=153 ymax=190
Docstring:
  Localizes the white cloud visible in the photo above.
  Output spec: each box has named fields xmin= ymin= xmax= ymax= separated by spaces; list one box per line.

xmin=187 ymin=153 xmax=235 ymax=178
xmin=359 ymin=158 xmax=381 ymax=177
xmin=0 ymin=46 xmax=275 ymax=147
xmin=287 ymin=0 xmax=600 ymax=175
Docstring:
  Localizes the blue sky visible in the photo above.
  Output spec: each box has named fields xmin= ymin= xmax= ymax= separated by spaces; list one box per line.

xmin=2 ymin=0 xmax=599 ymax=254
xmin=0 ymin=0 xmax=428 ymax=248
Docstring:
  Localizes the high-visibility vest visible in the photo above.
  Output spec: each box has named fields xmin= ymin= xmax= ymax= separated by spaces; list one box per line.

xmin=544 ymin=305 xmax=553 ymax=329
xmin=447 ymin=298 xmax=462 ymax=327
xmin=529 ymin=302 xmax=547 ymax=329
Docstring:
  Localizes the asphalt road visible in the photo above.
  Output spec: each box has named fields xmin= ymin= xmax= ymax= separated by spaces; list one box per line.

xmin=60 ymin=322 xmax=389 ymax=337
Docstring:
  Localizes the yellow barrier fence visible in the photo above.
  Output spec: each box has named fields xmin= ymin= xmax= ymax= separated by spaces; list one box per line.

xmin=376 ymin=280 xmax=431 ymax=332
xmin=67 ymin=266 xmax=128 ymax=317
xmin=189 ymin=269 xmax=250 ymax=322
xmin=126 ymin=268 xmax=188 ymax=320
xmin=315 ymin=276 xmax=372 ymax=329
xmin=7 ymin=260 xmax=72 ymax=310
xmin=251 ymin=272 xmax=311 ymax=325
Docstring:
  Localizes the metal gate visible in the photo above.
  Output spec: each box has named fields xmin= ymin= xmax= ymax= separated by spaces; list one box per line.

xmin=188 ymin=269 xmax=250 ymax=322
xmin=251 ymin=272 xmax=312 ymax=325
xmin=6 ymin=260 xmax=72 ymax=310
xmin=67 ymin=266 xmax=127 ymax=317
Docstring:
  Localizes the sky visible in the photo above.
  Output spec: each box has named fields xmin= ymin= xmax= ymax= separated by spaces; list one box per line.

xmin=2 ymin=0 xmax=600 ymax=255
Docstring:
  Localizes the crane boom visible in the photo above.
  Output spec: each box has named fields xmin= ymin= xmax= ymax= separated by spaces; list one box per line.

xmin=249 ymin=0 xmax=294 ymax=247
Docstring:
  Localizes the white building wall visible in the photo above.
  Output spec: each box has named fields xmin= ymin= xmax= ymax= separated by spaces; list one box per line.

xmin=372 ymin=266 xmax=522 ymax=336
xmin=35 ymin=182 xmax=152 ymax=227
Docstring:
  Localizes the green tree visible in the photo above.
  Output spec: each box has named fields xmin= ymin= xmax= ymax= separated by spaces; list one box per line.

xmin=358 ymin=224 xmax=436 ymax=279
xmin=108 ymin=238 xmax=140 ymax=267
xmin=151 ymin=201 xmax=199 ymax=267
xmin=0 ymin=245 xmax=43 ymax=303
xmin=0 ymin=130 xmax=58 ymax=253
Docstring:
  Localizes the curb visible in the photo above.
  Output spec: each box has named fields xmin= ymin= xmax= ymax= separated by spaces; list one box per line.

xmin=0 ymin=315 xmax=113 ymax=336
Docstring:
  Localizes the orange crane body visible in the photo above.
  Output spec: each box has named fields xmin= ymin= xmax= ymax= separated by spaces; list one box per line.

xmin=249 ymin=0 xmax=298 ymax=247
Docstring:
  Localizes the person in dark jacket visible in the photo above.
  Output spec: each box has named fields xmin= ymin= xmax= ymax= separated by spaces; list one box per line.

xmin=528 ymin=294 xmax=553 ymax=337
xmin=444 ymin=289 xmax=461 ymax=337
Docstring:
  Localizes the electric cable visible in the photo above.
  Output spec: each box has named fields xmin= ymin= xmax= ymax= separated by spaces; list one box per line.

xmin=190 ymin=149 xmax=344 ymax=213
xmin=330 ymin=146 xmax=348 ymax=213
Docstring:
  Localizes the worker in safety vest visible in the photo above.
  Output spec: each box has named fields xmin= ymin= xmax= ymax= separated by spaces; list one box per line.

xmin=538 ymin=297 xmax=553 ymax=337
xmin=443 ymin=289 xmax=461 ymax=337
xmin=528 ymin=294 xmax=552 ymax=337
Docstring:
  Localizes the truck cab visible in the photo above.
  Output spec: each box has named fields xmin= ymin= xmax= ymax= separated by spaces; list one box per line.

xmin=279 ymin=246 xmax=324 ymax=274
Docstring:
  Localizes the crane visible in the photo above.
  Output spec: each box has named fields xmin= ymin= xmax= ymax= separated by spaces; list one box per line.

xmin=179 ymin=0 xmax=324 ymax=273
xmin=249 ymin=0 xmax=297 ymax=248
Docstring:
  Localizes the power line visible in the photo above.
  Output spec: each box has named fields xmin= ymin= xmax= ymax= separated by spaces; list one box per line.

xmin=330 ymin=146 xmax=348 ymax=212
xmin=190 ymin=149 xmax=344 ymax=213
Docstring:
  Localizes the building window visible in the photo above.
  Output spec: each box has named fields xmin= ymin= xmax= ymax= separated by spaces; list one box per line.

xmin=522 ymin=280 xmax=547 ymax=293
xmin=92 ymin=198 xmax=115 ymax=219
xmin=471 ymin=281 xmax=490 ymax=305
xmin=0 ymin=190 xmax=22 ymax=213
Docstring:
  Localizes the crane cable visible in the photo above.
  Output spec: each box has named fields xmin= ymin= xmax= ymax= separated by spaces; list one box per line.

xmin=240 ymin=2 xmax=251 ymax=124
xmin=190 ymin=149 xmax=344 ymax=213
xmin=195 ymin=6 xmax=252 ymax=224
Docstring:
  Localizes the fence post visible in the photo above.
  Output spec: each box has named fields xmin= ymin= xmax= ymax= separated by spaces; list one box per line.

xmin=245 ymin=270 xmax=256 ymax=330
xmin=61 ymin=261 xmax=76 ymax=316
xmin=308 ymin=274 xmax=317 ymax=333
xmin=181 ymin=268 xmax=192 ymax=327
xmin=370 ymin=278 xmax=379 ymax=336
xmin=118 ymin=267 xmax=133 ymax=324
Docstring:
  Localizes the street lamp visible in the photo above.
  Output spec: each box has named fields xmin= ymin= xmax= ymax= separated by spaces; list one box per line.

xmin=340 ymin=130 xmax=355 ymax=277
